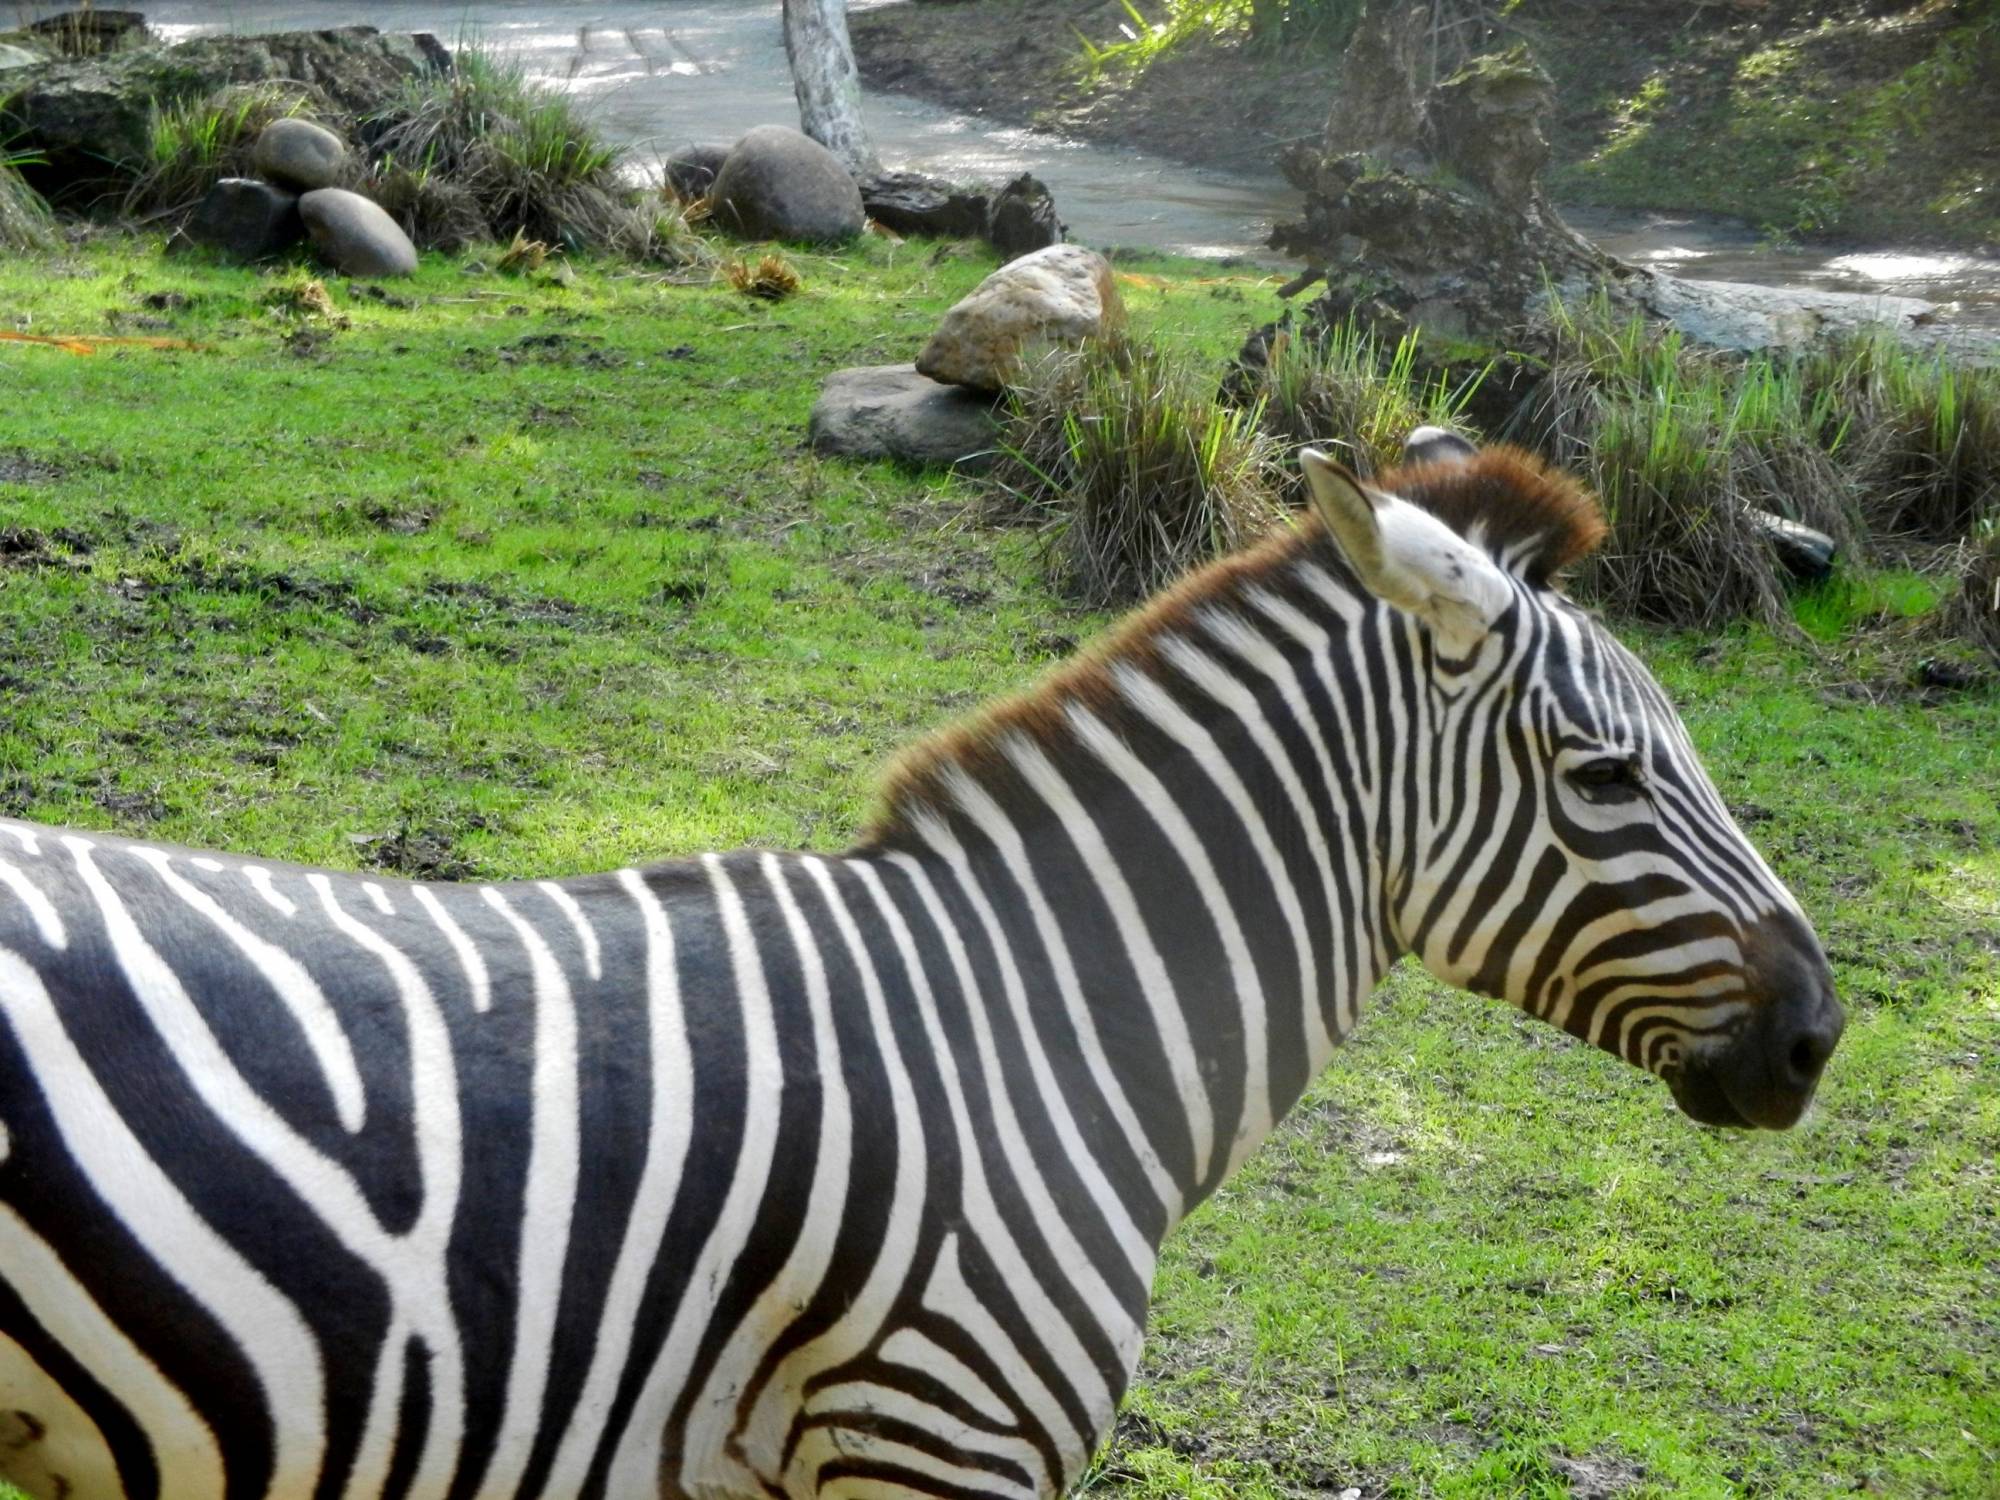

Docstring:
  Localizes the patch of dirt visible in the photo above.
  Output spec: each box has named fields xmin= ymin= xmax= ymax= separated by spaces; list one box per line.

xmin=122 ymin=559 xmax=383 ymax=625
xmin=1549 ymin=1451 xmax=1645 ymax=1498
xmin=420 ymin=577 xmax=590 ymax=627
xmin=0 ymin=523 xmax=92 ymax=566
xmin=0 ymin=450 xmax=66 ymax=487
xmin=347 ymin=821 xmax=489 ymax=882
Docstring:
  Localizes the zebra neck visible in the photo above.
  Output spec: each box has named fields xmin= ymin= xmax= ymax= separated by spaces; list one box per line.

xmin=860 ymin=557 xmax=1415 ymax=1229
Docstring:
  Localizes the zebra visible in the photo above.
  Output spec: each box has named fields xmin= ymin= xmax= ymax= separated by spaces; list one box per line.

xmin=0 ymin=428 xmax=1843 ymax=1500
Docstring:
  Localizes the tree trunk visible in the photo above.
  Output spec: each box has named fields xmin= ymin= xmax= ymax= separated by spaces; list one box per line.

xmin=782 ymin=0 xmax=881 ymax=178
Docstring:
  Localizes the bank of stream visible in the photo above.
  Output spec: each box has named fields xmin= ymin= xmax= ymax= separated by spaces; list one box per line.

xmin=33 ymin=0 xmax=2000 ymax=330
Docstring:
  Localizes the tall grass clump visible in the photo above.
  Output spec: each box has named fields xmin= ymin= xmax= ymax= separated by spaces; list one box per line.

xmin=1241 ymin=316 xmax=1485 ymax=489
xmin=124 ymin=83 xmax=318 ymax=218
xmin=1945 ymin=519 xmax=2000 ymax=660
xmin=1797 ymin=330 xmax=2000 ymax=540
xmin=1517 ymin=296 xmax=1865 ymax=626
xmin=363 ymin=47 xmax=698 ymax=261
xmin=998 ymin=339 xmax=1282 ymax=607
xmin=0 ymin=147 xmax=55 ymax=252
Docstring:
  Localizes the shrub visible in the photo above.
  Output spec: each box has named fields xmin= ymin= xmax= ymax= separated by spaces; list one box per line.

xmin=125 ymin=82 xmax=321 ymax=219
xmin=998 ymin=339 xmax=1283 ymax=607
xmin=1517 ymin=299 xmax=1866 ymax=626
xmin=1945 ymin=519 xmax=2000 ymax=661
xmin=1798 ymin=331 xmax=2000 ymax=540
xmin=0 ymin=147 xmax=55 ymax=252
xmin=1242 ymin=315 xmax=1485 ymax=489
xmin=360 ymin=46 xmax=702 ymax=262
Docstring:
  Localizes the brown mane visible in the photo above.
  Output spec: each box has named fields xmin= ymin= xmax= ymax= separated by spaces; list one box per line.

xmin=860 ymin=445 xmax=1606 ymax=846
xmin=1387 ymin=445 xmax=1607 ymax=586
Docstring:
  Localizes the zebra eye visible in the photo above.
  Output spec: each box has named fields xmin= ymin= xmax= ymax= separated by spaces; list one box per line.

xmin=1568 ymin=756 xmax=1644 ymax=802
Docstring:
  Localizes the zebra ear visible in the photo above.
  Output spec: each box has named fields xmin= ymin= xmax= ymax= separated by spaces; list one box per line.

xmin=1301 ymin=446 xmax=1514 ymax=650
xmin=1401 ymin=425 xmax=1479 ymax=470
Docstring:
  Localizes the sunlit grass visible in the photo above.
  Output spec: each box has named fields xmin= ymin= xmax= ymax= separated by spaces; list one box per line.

xmin=0 ymin=234 xmax=1993 ymax=1500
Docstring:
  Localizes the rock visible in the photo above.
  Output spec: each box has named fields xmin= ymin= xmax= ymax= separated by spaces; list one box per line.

xmin=1744 ymin=508 xmax=1837 ymax=583
xmin=25 ymin=9 xmax=147 ymax=57
xmin=710 ymin=124 xmax=865 ymax=243
xmin=0 ymin=42 xmax=46 ymax=74
xmin=662 ymin=143 xmax=730 ymax=202
xmin=6 ymin=27 xmax=448 ymax=203
xmin=253 ymin=117 xmax=348 ymax=192
xmin=917 ymin=244 xmax=1122 ymax=392
xmin=1613 ymin=269 xmax=1992 ymax=361
xmin=986 ymin=173 xmax=1063 ymax=259
xmin=857 ymin=170 xmax=990 ymax=241
xmin=299 ymin=187 xmax=418 ymax=277
xmin=182 ymin=177 xmax=302 ymax=262
xmin=809 ymin=365 xmax=1002 ymax=470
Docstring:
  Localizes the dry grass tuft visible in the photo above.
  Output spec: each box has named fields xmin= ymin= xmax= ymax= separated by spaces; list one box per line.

xmin=263 ymin=277 xmax=341 ymax=324
xmin=997 ymin=338 xmax=1284 ymax=607
xmin=724 ymin=253 xmax=801 ymax=300
xmin=1518 ymin=301 xmax=1869 ymax=627
xmin=496 ymin=229 xmax=552 ymax=274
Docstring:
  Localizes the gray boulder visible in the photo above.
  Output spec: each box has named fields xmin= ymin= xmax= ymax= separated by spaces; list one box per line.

xmin=857 ymin=170 xmax=991 ymax=241
xmin=711 ymin=125 xmax=863 ymax=244
xmin=24 ymin=9 xmax=147 ymax=57
xmin=809 ymin=365 xmax=1002 ymax=470
xmin=300 ymin=187 xmax=418 ymax=277
xmin=254 ymin=117 xmax=348 ymax=192
xmin=986 ymin=173 xmax=1063 ymax=259
xmin=663 ymin=143 xmax=730 ymax=202
xmin=0 ymin=42 xmax=46 ymax=74
xmin=183 ymin=177 xmax=302 ymax=262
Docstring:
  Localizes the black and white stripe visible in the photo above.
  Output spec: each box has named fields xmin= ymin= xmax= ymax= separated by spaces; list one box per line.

xmin=0 ymin=435 xmax=1838 ymax=1499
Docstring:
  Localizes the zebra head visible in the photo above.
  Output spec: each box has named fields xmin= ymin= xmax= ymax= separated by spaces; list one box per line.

xmin=1300 ymin=429 xmax=1842 ymax=1129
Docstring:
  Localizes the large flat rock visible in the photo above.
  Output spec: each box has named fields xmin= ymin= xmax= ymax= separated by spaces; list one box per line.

xmin=809 ymin=364 xmax=1002 ymax=470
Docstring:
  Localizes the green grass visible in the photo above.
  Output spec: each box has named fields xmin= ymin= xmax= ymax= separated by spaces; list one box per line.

xmin=1 ymin=235 xmax=1995 ymax=1499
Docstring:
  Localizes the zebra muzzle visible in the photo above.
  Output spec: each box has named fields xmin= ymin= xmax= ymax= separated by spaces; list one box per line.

xmin=1671 ymin=908 xmax=1845 ymax=1130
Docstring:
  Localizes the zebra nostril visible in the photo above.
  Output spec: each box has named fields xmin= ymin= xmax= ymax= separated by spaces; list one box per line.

xmin=1781 ymin=1018 xmax=1838 ymax=1089
xmin=1788 ymin=1034 xmax=1824 ymax=1080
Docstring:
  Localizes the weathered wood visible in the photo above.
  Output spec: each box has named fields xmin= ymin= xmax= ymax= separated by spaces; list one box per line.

xmin=1745 ymin=508 xmax=1837 ymax=583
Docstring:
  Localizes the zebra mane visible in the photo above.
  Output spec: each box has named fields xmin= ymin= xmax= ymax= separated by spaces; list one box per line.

xmin=1390 ymin=445 xmax=1607 ymax=587
xmin=861 ymin=446 xmax=1605 ymax=844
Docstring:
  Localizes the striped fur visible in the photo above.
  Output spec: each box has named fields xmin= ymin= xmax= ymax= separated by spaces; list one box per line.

xmin=0 ymin=443 xmax=1837 ymax=1499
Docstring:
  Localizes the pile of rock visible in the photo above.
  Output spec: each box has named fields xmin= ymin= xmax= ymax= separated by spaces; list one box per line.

xmin=663 ymin=126 xmax=1063 ymax=260
xmin=184 ymin=117 xmax=417 ymax=277
xmin=809 ymin=243 xmax=1122 ymax=470
xmin=0 ymin=22 xmax=447 ymax=198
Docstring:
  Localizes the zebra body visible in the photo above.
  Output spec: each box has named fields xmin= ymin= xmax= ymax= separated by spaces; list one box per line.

xmin=0 ymin=435 xmax=1842 ymax=1499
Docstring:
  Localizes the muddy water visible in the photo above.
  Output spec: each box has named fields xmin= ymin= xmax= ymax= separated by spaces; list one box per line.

xmin=65 ymin=0 xmax=2000 ymax=325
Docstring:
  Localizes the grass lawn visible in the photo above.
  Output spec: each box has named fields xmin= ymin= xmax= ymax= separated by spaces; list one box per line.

xmin=0 ymin=234 xmax=1994 ymax=1499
